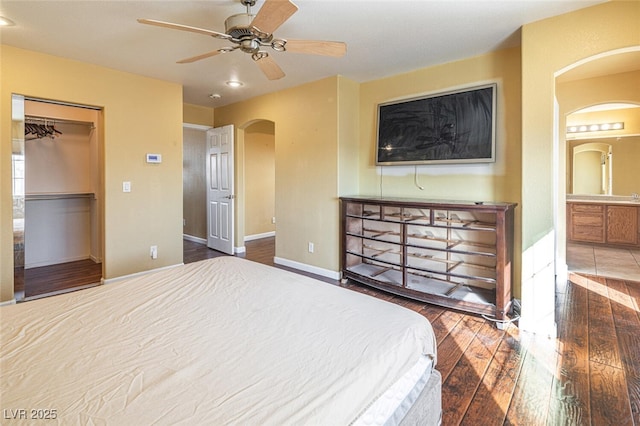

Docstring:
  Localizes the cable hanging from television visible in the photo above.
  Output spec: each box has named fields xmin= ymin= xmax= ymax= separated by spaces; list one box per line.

xmin=414 ymin=166 xmax=425 ymax=190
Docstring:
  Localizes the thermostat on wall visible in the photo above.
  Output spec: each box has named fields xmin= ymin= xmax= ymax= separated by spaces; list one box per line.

xmin=146 ymin=153 xmax=162 ymax=163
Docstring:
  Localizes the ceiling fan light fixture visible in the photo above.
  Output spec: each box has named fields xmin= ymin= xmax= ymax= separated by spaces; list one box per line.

xmin=226 ymin=80 xmax=244 ymax=88
xmin=252 ymin=51 xmax=269 ymax=61
xmin=240 ymin=38 xmax=261 ymax=54
xmin=272 ymin=39 xmax=286 ymax=52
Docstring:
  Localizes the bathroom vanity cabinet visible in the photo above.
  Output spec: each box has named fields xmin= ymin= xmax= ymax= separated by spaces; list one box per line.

xmin=568 ymin=201 xmax=639 ymax=247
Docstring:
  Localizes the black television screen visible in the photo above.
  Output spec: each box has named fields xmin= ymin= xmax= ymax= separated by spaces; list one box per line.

xmin=376 ymin=83 xmax=496 ymax=165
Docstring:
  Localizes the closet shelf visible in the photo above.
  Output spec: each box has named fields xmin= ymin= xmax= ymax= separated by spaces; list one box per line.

xmin=25 ymin=115 xmax=95 ymax=128
xmin=26 ymin=192 xmax=95 ymax=201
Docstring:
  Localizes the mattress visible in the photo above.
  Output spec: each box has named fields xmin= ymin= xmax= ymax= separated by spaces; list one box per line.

xmin=1 ymin=256 xmax=438 ymax=424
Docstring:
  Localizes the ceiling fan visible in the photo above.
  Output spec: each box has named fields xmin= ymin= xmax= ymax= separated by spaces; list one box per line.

xmin=138 ymin=0 xmax=347 ymax=80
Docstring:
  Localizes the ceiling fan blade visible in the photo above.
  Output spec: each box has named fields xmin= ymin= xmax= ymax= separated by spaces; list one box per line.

xmin=283 ymin=39 xmax=347 ymax=57
xmin=250 ymin=0 xmax=298 ymax=35
xmin=254 ymin=54 xmax=285 ymax=80
xmin=177 ymin=49 xmax=226 ymax=64
xmin=137 ymin=18 xmax=231 ymax=40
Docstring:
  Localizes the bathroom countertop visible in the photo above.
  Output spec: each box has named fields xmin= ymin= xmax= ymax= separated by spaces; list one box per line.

xmin=567 ymin=195 xmax=640 ymax=205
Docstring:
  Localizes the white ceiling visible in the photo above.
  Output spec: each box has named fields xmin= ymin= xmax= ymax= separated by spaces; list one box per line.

xmin=0 ymin=0 xmax=608 ymax=107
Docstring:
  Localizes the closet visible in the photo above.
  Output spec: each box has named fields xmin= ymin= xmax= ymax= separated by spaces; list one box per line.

xmin=17 ymin=99 xmax=103 ymax=299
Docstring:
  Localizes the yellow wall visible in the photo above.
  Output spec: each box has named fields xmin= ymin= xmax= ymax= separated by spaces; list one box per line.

xmin=214 ymin=77 xmax=344 ymax=272
xmin=245 ymin=122 xmax=275 ymax=237
xmin=338 ymin=76 xmax=360 ymax=197
xmin=1 ymin=45 xmax=184 ymax=301
xmin=359 ymin=48 xmax=521 ymax=202
xmin=184 ymin=103 xmax=214 ymax=127
xmin=359 ymin=47 xmax=523 ymax=293
xmin=558 ymin=70 xmax=640 ymax=116
xmin=520 ymin=0 xmax=639 ymax=334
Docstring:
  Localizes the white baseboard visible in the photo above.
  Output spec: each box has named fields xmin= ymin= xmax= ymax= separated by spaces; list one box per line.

xmin=103 ymin=263 xmax=184 ymax=285
xmin=244 ymin=231 xmax=275 ymax=242
xmin=235 ymin=246 xmax=246 ymax=254
xmin=0 ymin=298 xmax=17 ymax=307
xmin=274 ymin=257 xmax=341 ymax=280
xmin=183 ymin=234 xmax=207 ymax=244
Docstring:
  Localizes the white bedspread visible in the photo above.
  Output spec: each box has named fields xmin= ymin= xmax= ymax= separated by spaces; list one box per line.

xmin=1 ymin=257 xmax=436 ymax=425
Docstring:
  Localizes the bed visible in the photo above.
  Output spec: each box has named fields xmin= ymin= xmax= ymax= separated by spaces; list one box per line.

xmin=1 ymin=256 xmax=441 ymax=425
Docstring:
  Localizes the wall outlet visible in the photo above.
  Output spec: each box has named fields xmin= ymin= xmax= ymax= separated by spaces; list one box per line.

xmin=122 ymin=181 xmax=131 ymax=193
xmin=308 ymin=242 xmax=314 ymax=253
xmin=150 ymin=245 xmax=158 ymax=259
xmin=272 ymin=217 xmax=276 ymax=224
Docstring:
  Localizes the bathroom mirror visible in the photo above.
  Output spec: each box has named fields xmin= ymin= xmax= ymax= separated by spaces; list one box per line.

xmin=12 ymin=94 xmax=25 ymax=301
xmin=567 ymin=106 xmax=640 ymax=196
xmin=571 ymin=141 xmax=612 ymax=195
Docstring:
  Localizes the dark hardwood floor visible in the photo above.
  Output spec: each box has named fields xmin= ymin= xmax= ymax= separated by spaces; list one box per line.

xmin=14 ymin=237 xmax=640 ymax=424
xmin=183 ymin=239 xmax=227 ymax=264
xmin=14 ymin=259 xmax=102 ymax=299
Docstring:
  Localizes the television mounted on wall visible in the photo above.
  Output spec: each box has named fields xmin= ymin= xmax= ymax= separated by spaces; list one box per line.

xmin=376 ymin=83 xmax=497 ymax=165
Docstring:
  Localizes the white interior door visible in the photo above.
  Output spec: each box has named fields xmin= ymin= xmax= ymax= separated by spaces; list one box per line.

xmin=206 ymin=125 xmax=235 ymax=254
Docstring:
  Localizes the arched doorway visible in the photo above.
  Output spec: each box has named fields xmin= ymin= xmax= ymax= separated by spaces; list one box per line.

xmin=554 ymin=48 xmax=640 ymax=282
xmin=236 ymin=119 xmax=276 ymax=257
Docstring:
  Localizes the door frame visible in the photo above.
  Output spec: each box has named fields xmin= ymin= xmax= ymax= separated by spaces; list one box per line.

xmin=182 ymin=123 xmax=212 ymax=245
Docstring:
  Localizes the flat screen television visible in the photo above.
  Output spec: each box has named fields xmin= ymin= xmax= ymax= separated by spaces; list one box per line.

xmin=376 ymin=83 xmax=496 ymax=165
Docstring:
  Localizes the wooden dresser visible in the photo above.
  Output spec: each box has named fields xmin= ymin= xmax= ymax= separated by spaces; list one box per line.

xmin=340 ymin=196 xmax=517 ymax=322
xmin=567 ymin=201 xmax=639 ymax=247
